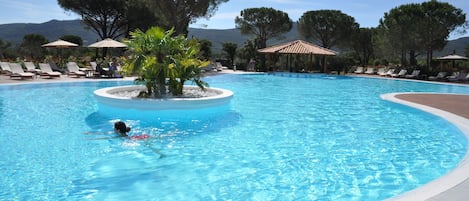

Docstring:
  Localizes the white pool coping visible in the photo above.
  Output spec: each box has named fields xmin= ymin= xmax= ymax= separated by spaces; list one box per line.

xmin=381 ymin=92 xmax=469 ymax=201
xmin=94 ymin=85 xmax=234 ymax=110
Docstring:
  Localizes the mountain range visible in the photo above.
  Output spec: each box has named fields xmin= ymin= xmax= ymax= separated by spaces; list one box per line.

xmin=0 ymin=19 xmax=467 ymax=57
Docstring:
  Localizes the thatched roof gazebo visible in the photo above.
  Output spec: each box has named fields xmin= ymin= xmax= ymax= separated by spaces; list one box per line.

xmin=258 ymin=40 xmax=337 ymax=72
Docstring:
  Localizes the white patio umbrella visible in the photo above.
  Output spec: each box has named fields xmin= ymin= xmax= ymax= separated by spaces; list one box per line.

xmin=42 ymin=39 xmax=79 ymax=48
xmin=88 ymin=38 xmax=127 ymax=58
xmin=42 ymin=39 xmax=79 ymax=67
xmin=88 ymin=38 xmax=127 ymax=48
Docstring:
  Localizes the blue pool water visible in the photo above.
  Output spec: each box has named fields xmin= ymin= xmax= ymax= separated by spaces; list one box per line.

xmin=1 ymin=73 xmax=469 ymax=201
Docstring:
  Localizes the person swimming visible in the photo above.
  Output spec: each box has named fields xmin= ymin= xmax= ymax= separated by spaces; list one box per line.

xmin=84 ymin=121 xmax=163 ymax=157
xmin=114 ymin=121 xmax=131 ymax=136
xmin=114 ymin=121 xmax=150 ymax=139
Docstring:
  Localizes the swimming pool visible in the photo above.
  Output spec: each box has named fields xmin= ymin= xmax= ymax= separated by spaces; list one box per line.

xmin=1 ymin=73 xmax=469 ymax=200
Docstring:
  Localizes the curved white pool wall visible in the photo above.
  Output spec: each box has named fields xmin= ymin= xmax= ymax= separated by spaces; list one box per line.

xmin=382 ymin=93 xmax=469 ymax=201
xmin=94 ymin=85 xmax=234 ymax=120
xmin=94 ymin=85 xmax=233 ymax=110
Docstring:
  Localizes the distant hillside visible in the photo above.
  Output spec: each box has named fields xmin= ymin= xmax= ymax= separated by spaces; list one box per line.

xmin=435 ymin=37 xmax=469 ymax=57
xmin=0 ymin=20 xmax=99 ymax=45
xmin=188 ymin=28 xmax=250 ymax=53
xmin=0 ymin=19 xmax=467 ymax=56
xmin=0 ymin=19 xmax=302 ymax=53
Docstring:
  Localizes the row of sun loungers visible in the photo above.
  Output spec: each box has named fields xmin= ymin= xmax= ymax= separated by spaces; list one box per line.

xmin=0 ymin=61 xmax=90 ymax=79
xmin=356 ymin=67 xmax=417 ymax=78
xmin=431 ymin=72 xmax=469 ymax=82
xmin=353 ymin=66 xmax=469 ymax=83
xmin=0 ymin=61 xmax=124 ymax=80
xmin=438 ymin=72 xmax=469 ymax=82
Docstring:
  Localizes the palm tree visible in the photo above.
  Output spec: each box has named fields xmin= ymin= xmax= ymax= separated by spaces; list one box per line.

xmin=122 ymin=27 xmax=209 ymax=98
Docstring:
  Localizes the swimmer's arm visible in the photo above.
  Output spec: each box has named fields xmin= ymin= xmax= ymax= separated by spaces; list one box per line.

xmin=83 ymin=131 xmax=113 ymax=135
xmin=85 ymin=136 xmax=122 ymax=140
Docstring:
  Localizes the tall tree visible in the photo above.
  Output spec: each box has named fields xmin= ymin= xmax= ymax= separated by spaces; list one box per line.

xmin=0 ymin=38 xmax=11 ymax=59
xmin=298 ymin=10 xmax=359 ymax=49
xmin=378 ymin=3 xmax=421 ymax=66
xmin=298 ymin=10 xmax=358 ymax=72
xmin=125 ymin=1 xmax=162 ymax=33
xmin=58 ymin=0 xmax=130 ymax=58
xmin=197 ymin=39 xmax=212 ymax=60
xmin=235 ymin=7 xmax=292 ymax=70
xmin=222 ymin=42 xmax=237 ymax=67
xmin=146 ymin=0 xmax=229 ymax=36
xmin=418 ymin=0 xmax=466 ymax=68
xmin=20 ymin=34 xmax=48 ymax=60
xmin=350 ymin=28 xmax=375 ymax=66
xmin=58 ymin=0 xmax=128 ymax=40
xmin=379 ymin=1 xmax=466 ymax=68
xmin=236 ymin=39 xmax=258 ymax=69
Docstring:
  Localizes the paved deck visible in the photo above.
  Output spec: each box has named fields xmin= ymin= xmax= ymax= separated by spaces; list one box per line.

xmin=396 ymin=93 xmax=469 ymax=119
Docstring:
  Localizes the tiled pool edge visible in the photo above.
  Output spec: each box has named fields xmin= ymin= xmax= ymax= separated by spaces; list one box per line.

xmin=381 ymin=93 xmax=469 ymax=201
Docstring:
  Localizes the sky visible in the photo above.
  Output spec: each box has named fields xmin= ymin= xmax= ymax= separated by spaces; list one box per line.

xmin=0 ymin=0 xmax=468 ymax=39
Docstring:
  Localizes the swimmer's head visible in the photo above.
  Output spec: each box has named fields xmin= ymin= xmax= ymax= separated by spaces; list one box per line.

xmin=114 ymin=121 xmax=131 ymax=135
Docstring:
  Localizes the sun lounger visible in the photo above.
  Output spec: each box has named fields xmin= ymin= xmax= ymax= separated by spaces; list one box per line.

xmin=91 ymin=61 xmax=111 ymax=78
xmin=448 ymin=72 xmax=468 ymax=82
xmin=216 ymin=62 xmax=228 ymax=71
xmin=464 ymin=73 xmax=469 ymax=82
xmin=383 ymin=69 xmax=395 ymax=77
xmin=405 ymin=69 xmax=420 ymax=79
xmin=38 ymin=63 xmax=62 ymax=78
xmin=0 ymin=62 xmax=12 ymax=74
xmin=462 ymin=73 xmax=469 ymax=83
xmin=446 ymin=72 xmax=460 ymax=81
xmin=428 ymin=72 xmax=447 ymax=81
xmin=9 ymin=62 xmax=35 ymax=79
xmin=376 ymin=68 xmax=386 ymax=76
xmin=66 ymin=62 xmax=86 ymax=77
xmin=90 ymin=62 xmax=97 ymax=71
xmin=89 ymin=61 xmax=99 ymax=77
xmin=364 ymin=67 xmax=376 ymax=74
xmin=23 ymin=62 xmax=41 ymax=74
xmin=391 ymin=69 xmax=407 ymax=78
xmin=354 ymin=66 xmax=364 ymax=74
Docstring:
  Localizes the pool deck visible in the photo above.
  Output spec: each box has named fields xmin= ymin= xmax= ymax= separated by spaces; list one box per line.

xmin=1 ymin=71 xmax=469 ymax=200
xmin=395 ymin=93 xmax=469 ymax=119
xmin=0 ymin=69 xmax=252 ymax=84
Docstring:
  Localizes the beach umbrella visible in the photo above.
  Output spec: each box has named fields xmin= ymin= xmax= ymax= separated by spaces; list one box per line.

xmin=42 ymin=39 xmax=79 ymax=48
xmin=42 ymin=39 xmax=79 ymax=66
xmin=88 ymin=38 xmax=127 ymax=48
xmin=88 ymin=38 xmax=127 ymax=58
